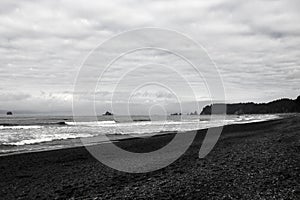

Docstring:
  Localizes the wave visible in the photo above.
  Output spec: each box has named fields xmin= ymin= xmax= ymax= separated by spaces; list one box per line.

xmin=2 ymin=133 xmax=94 ymax=146
xmin=0 ymin=121 xmax=117 ymax=127
xmin=0 ymin=125 xmax=43 ymax=130
xmin=64 ymin=121 xmax=116 ymax=126
xmin=233 ymin=114 xmax=279 ymax=124
xmin=0 ymin=114 xmax=281 ymax=148
xmin=0 ymin=122 xmax=69 ymax=126
xmin=65 ymin=119 xmax=224 ymax=127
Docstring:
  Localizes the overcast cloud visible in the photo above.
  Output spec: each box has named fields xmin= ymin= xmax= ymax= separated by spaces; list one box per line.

xmin=0 ymin=0 xmax=299 ymax=114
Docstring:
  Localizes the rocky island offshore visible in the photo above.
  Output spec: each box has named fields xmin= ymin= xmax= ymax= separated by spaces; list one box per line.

xmin=102 ymin=111 xmax=113 ymax=116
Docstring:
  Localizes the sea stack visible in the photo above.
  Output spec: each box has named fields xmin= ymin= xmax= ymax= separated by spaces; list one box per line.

xmin=6 ymin=111 xmax=13 ymax=116
xmin=170 ymin=112 xmax=182 ymax=116
xmin=103 ymin=111 xmax=113 ymax=116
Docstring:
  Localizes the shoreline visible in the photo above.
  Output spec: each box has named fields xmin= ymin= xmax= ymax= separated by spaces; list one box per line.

xmin=0 ymin=115 xmax=299 ymax=199
xmin=0 ymin=115 xmax=284 ymax=157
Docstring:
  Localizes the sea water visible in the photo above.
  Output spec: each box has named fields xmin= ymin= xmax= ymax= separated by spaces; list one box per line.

xmin=0 ymin=114 xmax=280 ymax=155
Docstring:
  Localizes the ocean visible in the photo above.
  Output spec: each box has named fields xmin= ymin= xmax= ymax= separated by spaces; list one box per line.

xmin=0 ymin=114 xmax=280 ymax=156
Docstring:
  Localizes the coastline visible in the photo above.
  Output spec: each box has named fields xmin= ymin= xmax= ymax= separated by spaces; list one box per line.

xmin=0 ymin=114 xmax=283 ymax=157
xmin=0 ymin=115 xmax=299 ymax=199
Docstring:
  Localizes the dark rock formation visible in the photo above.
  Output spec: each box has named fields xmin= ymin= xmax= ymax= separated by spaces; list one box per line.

xmin=296 ymin=95 xmax=300 ymax=105
xmin=190 ymin=111 xmax=198 ymax=115
xmin=201 ymin=96 xmax=300 ymax=115
xmin=6 ymin=111 xmax=13 ymax=116
xmin=170 ymin=112 xmax=182 ymax=116
xmin=103 ymin=111 xmax=113 ymax=116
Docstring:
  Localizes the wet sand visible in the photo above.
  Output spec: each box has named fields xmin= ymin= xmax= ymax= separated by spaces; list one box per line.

xmin=0 ymin=115 xmax=299 ymax=199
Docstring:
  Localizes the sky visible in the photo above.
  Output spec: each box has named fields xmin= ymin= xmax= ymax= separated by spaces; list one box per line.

xmin=0 ymin=0 xmax=299 ymax=114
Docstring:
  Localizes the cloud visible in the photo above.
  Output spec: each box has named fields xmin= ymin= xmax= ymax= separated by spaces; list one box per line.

xmin=0 ymin=0 xmax=299 ymax=113
xmin=0 ymin=92 xmax=31 ymax=101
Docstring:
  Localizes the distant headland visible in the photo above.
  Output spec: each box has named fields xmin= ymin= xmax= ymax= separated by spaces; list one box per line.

xmin=201 ymin=95 xmax=300 ymax=115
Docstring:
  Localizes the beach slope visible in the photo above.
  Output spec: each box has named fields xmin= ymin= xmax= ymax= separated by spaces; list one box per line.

xmin=0 ymin=115 xmax=299 ymax=199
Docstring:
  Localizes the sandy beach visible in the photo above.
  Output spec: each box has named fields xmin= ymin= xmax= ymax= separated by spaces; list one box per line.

xmin=0 ymin=115 xmax=299 ymax=199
